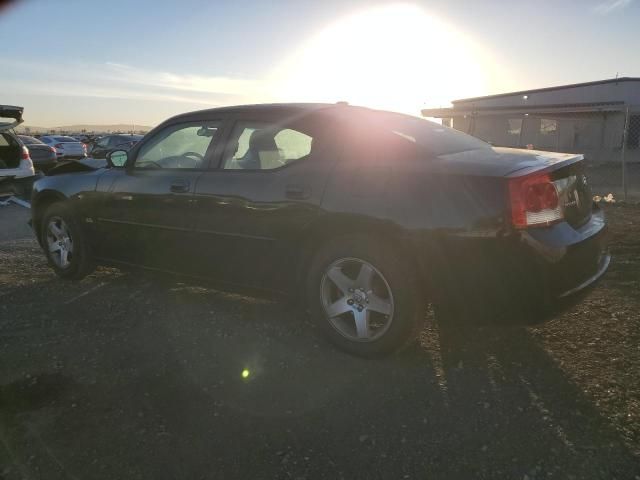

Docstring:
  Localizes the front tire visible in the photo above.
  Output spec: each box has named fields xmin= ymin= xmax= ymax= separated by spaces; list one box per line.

xmin=40 ymin=202 xmax=95 ymax=280
xmin=306 ymin=235 xmax=425 ymax=357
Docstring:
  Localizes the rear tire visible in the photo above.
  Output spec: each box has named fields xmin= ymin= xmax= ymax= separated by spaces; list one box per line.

xmin=40 ymin=202 xmax=95 ymax=280
xmin=306 ymin=235 xmax=425 ymax=357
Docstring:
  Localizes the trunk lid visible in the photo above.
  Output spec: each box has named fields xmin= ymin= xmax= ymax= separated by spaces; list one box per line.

xmin=549 ymin=160 xmax=593 ymax=228
xmin=499 ymin=148 xmax=592 ymax=229
xmin=60 ymin=142 xmax=84 ymax=155
xmin=436 ymin=147 xmax=592 ymax=229
xmin=436 ymin=146 xmax=583 ymax=177
xmin=0 ymin=105 xmax=24 ymax=132
xmin=25 ymin=144 xmax=56 ymax=162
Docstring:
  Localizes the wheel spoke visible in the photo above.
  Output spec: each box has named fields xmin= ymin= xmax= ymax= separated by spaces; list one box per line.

xmin=353 ymin=309 xmax=370 ymax=338
xmin=49 ymin=223 xmax=63 ymax=238
xmin=48 ymin=243 xmax=61 ymax=253
xmin=356 ymin=263 xmax=375 ymax=290
xmin=367 ymin=293 xmax=392 ymax=315
xmin=60 ymin=248 xmax=69 ymax=267
xmin=326 ymin=266 xmax=353 ymax=294
xmin=326 ymin=297 xmax=352 ymax=318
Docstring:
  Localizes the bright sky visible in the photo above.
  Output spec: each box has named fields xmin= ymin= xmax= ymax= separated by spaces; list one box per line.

xmin=0 ymin=0 xmax=638 ymax=127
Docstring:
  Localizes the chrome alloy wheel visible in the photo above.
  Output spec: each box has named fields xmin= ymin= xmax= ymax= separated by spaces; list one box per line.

xmin=45 ymin=216 xmax=74 ymax=268
xmin=320 ymin=258 xmax=394 ymax=341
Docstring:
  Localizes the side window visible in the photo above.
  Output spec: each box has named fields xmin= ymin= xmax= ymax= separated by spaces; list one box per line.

xmin=222 ymin=122 xmax=314 ymax=170
xmin=135 ymin=122 xmax=220 ymax=170
xmin=274 ymin=129 xmax=312 ymax=162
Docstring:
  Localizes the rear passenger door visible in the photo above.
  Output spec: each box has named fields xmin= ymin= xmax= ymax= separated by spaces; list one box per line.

xmin=191 ymin=112 xmax=339 ymax=291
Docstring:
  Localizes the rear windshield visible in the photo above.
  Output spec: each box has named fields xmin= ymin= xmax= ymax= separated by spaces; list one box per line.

xmin=18 ymin=135 xmax=43 ymax=145
xmin=55 ymin=136 xmax=78 ymax=143
xmin=375 ymin=113 xmax=490 ymax=156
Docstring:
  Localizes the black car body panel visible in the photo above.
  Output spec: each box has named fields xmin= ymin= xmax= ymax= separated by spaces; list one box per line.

xmin=31 ymin=103 xmax=609 ymax=315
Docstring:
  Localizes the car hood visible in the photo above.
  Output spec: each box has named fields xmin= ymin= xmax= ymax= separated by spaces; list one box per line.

xmin=435 ymin=147 xmax=583 ymax=177
xmin=47 ymin=157 xmax=108 ymax=176
xmin=0 ymin=105 xmax=24 ymax=132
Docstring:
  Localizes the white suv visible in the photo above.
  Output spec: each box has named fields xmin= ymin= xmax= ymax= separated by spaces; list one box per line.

xmin=0 ymin=105 xmax=35 ymax=184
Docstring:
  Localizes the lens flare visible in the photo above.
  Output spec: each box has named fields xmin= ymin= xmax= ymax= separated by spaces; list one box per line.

xmin=271 ymin=4 xmax=499 ymax=115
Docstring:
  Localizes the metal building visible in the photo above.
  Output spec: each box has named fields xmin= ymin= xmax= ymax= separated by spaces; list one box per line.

xmin=422 ymin=77 xmax=640 ymax=164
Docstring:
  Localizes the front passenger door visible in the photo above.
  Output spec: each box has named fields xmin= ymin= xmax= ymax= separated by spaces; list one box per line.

xmin=95 ymin=121 xmax=223 ymax=272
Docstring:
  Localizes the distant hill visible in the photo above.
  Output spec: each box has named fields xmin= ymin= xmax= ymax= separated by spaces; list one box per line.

xmin=16 ymin=124 xmax=153 ymax=135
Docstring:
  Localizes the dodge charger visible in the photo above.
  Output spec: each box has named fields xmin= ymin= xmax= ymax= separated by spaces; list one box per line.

xmin=31 ymin=103 xmax=609 ymax=356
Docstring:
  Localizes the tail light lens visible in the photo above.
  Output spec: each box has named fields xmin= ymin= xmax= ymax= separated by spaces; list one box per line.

xmin=20 ymin=146 xmax=34 ymax=171
xmin=508 ymin=172 xmax=562 ymax=228
xmin=55 ymin=143 xmax=63 ymax=148
xmin=49 ymin=146 xmax=56 ymax=153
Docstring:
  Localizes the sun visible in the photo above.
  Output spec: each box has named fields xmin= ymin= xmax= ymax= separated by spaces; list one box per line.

xmin=272 ymin=4 xmax=491 ymax=115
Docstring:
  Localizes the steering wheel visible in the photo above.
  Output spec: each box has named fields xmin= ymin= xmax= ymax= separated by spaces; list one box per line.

xmin=138 ymin=160 xmax=163 ymax=169
xmin=182 ymin=152 xmax=204 ymax=161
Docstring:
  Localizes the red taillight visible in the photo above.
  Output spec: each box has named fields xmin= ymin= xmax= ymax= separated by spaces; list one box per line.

xmin=55 ymin=143 xmax=63 ymax=148
xmin=49 ymin=146 xmax=56 ymax=153
xmin=508 ymin=172 xmax=562 ymax=228
xmin=21 ymin=146 xmax=30 ymax=160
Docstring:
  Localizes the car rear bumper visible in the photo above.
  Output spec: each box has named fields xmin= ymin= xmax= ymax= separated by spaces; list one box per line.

xmin=523 ymin=205 xmax=609 ymax=300
xmin=419 ymin=204 xmax=609 ymax=318
xmin=558 ymin=252 xmax=610 ymax=298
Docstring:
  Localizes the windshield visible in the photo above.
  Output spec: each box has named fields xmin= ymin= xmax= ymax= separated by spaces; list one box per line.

xmin=54 ymin=136 xmax=79 ymax=143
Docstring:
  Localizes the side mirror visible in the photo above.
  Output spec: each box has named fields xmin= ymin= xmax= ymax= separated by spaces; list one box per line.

xmin=106 ymin=149 xmax=128 ymax=168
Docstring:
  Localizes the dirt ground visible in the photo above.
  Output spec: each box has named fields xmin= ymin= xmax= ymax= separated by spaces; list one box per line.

xmin=0 ymin=203 xmax=639 ymax=479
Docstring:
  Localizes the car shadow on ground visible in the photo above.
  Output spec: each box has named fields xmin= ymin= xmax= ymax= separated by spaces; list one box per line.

xmin=1 ymin=261 xmax=639 ymax=479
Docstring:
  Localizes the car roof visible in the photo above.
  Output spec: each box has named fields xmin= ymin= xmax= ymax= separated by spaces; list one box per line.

xmin=172 ymin=102 xmax=382 ymax=119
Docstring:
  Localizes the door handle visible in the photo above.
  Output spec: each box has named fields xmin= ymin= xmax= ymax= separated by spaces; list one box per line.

xmin=285 ymin=184 xmax=311 ymax=200
xmin=170 ymin=179 xmax=190 ymax=193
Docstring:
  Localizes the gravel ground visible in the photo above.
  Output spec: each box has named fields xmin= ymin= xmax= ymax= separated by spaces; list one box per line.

xmin=0 ymin=203 xmax=639 ymax=479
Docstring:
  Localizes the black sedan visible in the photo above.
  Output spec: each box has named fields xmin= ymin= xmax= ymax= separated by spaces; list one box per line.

xmin=88 ymin=134 xmax=143 ymax=159
xmin=30 ymin=103 xmax=609 ymax=356
xmin=17 ymin=135 xmax=57 ymax=172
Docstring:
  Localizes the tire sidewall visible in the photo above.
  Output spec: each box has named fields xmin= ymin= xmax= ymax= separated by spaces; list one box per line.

xmin=40 ymin=203 xmax=93 ymax=280
xmin=306 ymin=235 xmax=423 ymax=357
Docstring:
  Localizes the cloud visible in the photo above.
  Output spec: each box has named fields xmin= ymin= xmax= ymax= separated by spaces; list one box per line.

xmin=593 ymin=0 xmax=634 ymax=14
xmin=103 ymin=62 xmax=267 ymax=98
xmin=0 ymin=59 xmax=269 ymax=106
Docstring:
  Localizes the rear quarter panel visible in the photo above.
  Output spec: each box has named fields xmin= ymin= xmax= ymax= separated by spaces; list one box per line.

xmin=317 ymin=130 xmax=514 ymax=304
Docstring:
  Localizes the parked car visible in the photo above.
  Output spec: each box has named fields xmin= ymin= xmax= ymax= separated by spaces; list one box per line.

xmin=17 ymin=135 xmax=57 ymax=172
xmin=30 ymin=103 xmax=609 ymax=356
xmin=88 ymin=134 xmax=143 ymax=159
xmin=40 ymin=135 xmax=87 ymax=159
xmin=0 ymin=105 xmax=35 ymax=194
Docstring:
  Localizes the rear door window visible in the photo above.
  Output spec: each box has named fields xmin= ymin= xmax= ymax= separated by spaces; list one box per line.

xmin=222 ymin=122 xmax=314 ymax=170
